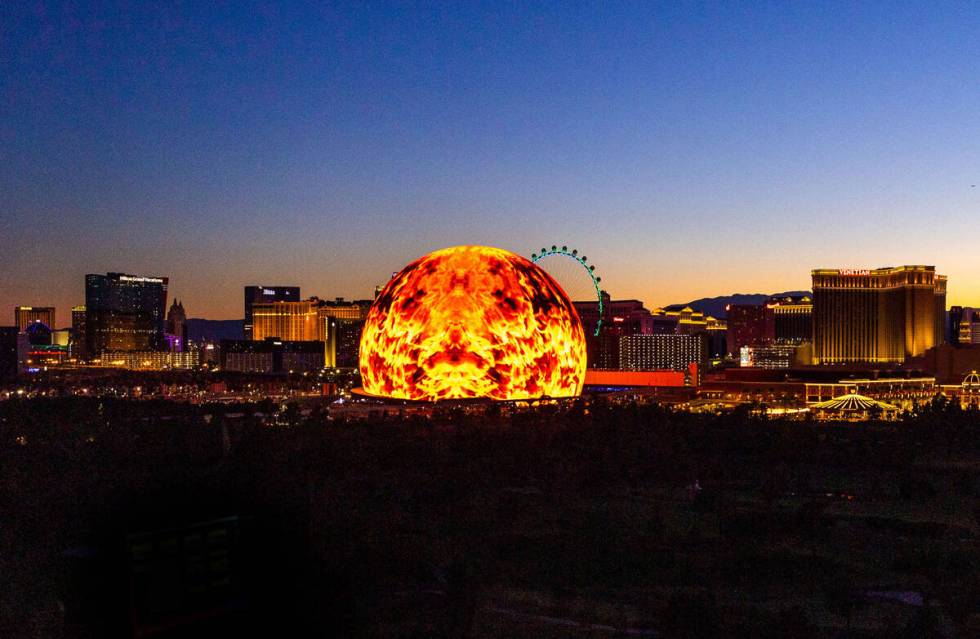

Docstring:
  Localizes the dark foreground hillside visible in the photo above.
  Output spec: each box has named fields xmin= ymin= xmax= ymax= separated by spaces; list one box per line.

xmin=3 ymin=397 xmax=980 ymax=637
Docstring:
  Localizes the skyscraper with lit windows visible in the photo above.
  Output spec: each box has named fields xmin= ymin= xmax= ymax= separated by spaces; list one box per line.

xmin=85 ymin=273 xmax=169 ymax=355
xmin=14 ymin=306 xmax=55 ymax=332
xmin=251 ymin=299 xmax=320 ymax=341
xmin=244 ymin=286 xmax=300 ymax=340
xmin=769 ymin=295 xmax=812 ymax=343
xmin=949 ymin=306 xmax=980 ymax=345
xmin=71 ymin=306 xmax=87 ymax=360
xmin=249 ymin=296 xmax=372 ymax=367
xmin=811 ymin=266 xmax=946 ymax=364
xmin=318 ymin=298 xmax=372 ymax=368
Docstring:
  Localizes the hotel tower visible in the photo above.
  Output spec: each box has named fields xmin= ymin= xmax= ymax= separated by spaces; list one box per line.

xmin=811 ymin=266 xmax=946 ymax=364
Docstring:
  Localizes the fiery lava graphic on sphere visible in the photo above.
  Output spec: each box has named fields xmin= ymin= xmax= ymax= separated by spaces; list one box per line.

xmin=359 ymin=245 xmax=587 ymax=401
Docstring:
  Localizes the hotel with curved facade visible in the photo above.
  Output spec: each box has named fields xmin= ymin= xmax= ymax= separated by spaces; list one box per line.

xmin=811 ymin=266 xmax=946 ymax=364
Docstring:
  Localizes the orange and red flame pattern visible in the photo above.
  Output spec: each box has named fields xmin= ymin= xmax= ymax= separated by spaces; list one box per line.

xmin=359 ymin=245 xmax=587 ymax=401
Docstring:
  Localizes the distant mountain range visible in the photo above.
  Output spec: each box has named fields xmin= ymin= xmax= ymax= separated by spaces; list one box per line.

xmin=186 ymin=318 xmax=243 ymax=342
xmin=679 ymin=291 xmax=811 ymax=319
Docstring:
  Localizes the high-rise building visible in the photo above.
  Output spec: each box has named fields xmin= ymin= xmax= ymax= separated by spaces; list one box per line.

xmin=0 ymin=327 xmax=18 ymax=381
xmin=961 ymin=310 xmax=980 ymax=345
xmin=71 ymin=306 xmax=87 ymax=360
xmin=935 ymin=281 xmax=947 ymax=350
xmin=811 ymin=266 xmax=946 ymax=365
xmin=251 ymin=299 xmax=320 ymax=341
xmin=85 ymin=273 xmax=169 ymax=356
xmin=248 ymin=296 xmax=374 ymax=367
xmin=619 ymin=333 xmax=706 ymax=376
xmin=316 ymin=297 xmax=371 ymax=321
xmin=165 ymin=299 xmax=188 ymax=351
xmin=769 ymin=295 xmax=812 ymax=343
xmin=318 ymin=298 xmax=372 ymax=368
xmin=15 ymin=332 xmax=30 ymax=373
xmin=965 ymin=314 xmax=980 ymax=346
xmin=726 ymin=304 xmax=774 ymax=357
xmin=949 ymin=306 xmax=980 ymax=346
xmin=650 ymin=305 xmax=727 ymax=359
xmin=604 ymin=299 xmax=656 ymax=335
xmin=725 ymin=296 xmax=812 ymax=360
xmin=324 ymin=317 xmax=369 ymax=368
xmin=244 ymin=286 xmax=300 ymax=340
xmin=575 ymin=293 xmax=655 ymax=368
xmin=574 ymin=293 xmax=654 ymax=338
xmin=949 ymin=306 xmax=966 ymax=344
xmin=704 ymin=317 xmax=728 ymax=360
xmin=15 ymin=306 xmax=55 ymax=332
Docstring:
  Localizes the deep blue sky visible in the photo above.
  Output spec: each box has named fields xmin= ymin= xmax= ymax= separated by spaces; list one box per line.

xmin=2 ymin=1 xmax=979 ymax=321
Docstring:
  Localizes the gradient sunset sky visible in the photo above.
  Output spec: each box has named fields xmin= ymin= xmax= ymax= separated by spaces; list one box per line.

xmin=3 ymin=2 xmax=979 ymax=321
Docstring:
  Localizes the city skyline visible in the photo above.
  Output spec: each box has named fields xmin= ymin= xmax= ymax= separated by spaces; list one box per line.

xmin=8 ymin=5 xmax=980 ymax=636
xmin=4 ymin=3 xmax=980 ymax=318
xmin=0 ymin=257 xmax=970 ymax=323
xmin=9 ymin=7 xmax=980 ymax=639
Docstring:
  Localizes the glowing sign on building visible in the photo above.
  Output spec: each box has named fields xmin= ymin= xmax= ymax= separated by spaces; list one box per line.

xmin=838 ymin=269 xmax=871 ymax=276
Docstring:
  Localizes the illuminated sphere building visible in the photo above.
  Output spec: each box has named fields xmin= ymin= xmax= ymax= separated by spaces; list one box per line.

xmin=359 ymin=245 xmax=587 ymax=401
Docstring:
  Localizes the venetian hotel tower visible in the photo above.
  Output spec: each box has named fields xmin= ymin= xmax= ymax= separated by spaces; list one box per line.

xmin=811 ymin=266 xmax=946 ymax=365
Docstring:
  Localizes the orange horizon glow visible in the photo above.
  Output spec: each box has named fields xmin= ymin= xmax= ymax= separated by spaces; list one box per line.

xmin=359 ymin=245 xmax=587 ymax=401
xmin=7 ymin=252 xmax=978 ymax=323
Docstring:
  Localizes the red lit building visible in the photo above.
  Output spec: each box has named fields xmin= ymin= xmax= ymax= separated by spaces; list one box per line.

xmin=574 ymin=293 xmax=654 ymax=369
xmin=726 ymin=304 xmax=774 ymax=357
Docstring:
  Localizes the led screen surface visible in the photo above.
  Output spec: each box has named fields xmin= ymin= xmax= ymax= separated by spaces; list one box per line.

xmin=359 ymin=245 xmax=587 ymax=401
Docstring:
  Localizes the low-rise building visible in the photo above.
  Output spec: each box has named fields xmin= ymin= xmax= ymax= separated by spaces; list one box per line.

xmin=619 ymin=334 xmax=706 ymax=381
xmin=99 ymin=349 xmax=201 ymax=370
xmin=220 ymin=339 xmax=323 ymax=374
xmin=740 ymin=342 xmax=812 ymax=368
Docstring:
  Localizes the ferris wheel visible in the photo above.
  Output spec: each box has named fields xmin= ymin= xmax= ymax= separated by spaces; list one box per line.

xmin=530 ymin=245 xmax=603 ymax=336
